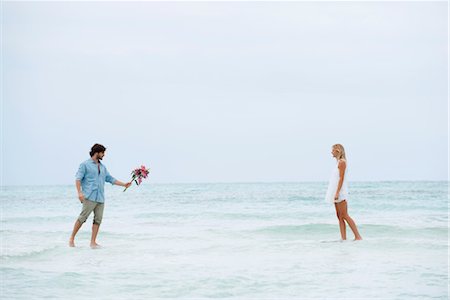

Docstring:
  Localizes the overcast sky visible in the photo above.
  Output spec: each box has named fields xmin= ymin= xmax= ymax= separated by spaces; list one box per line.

xmin=2 ymin=1 xmax=448 ymax=185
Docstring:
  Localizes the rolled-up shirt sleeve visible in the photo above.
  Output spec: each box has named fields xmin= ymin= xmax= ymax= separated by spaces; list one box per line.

xmin=75 ymin=163 xmax=86 ymax=181
xmin=105 ymin=168 xmax=117 ymax=185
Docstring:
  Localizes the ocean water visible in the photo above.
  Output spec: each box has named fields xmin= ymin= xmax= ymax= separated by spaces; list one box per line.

xmin=1 ymin=181 xmax=448 ymax=299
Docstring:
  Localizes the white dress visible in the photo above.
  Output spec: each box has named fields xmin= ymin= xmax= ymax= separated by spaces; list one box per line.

xmin=325 ymin=160 xmax=349 ymax=204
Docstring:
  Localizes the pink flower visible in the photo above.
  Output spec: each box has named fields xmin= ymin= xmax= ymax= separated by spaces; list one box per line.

xmin=124 ymin=165 xmax=149 ymax=191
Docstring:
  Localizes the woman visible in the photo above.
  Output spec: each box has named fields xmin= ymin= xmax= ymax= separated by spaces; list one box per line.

xmin=326 ymin=144 xmax=362 ymax=241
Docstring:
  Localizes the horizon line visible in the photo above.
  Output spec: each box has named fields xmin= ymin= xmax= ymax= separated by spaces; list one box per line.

xmin=1 ymin=179 xmax=448 ymax=188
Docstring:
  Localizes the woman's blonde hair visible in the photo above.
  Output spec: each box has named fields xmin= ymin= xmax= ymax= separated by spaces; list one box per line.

xmin=332 ymin=144 xmax=346 ymax=160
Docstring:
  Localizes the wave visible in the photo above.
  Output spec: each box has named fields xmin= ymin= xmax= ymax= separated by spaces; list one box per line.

xmin=0 ymin=229 xmax=134 ymax=238
xmin=1 ymin=245 xmax=59 ymax=259
xmin=251 ymin=223 xmax=336 ymax=235
xmin=2 ymin=215 xmax=73 ymax=223
xmin=247 ymin=223 xmax=448 ymax=237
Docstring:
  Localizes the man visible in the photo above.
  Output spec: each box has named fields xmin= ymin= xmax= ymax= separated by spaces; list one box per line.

xmin=69 ymin=143 xmax=131 ymax=248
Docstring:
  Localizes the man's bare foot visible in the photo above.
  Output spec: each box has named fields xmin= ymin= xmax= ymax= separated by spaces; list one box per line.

xmin=354 ymin=237 xmax=363 ymax=241
xmin=69 ymin=239 xmax=75 ymax=247
xmin=90 ymin=243 xmax=101 ymax=249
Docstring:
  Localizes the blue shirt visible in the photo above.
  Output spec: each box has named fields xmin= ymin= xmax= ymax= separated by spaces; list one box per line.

xmin=75 ymin=159 xmax=117 ymax=203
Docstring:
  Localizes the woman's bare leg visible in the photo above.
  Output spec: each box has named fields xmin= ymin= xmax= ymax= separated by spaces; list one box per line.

xmin=345 ymin=216 xmax=362 ymax=240
xmin=335 ymin=203 xmax=346 ymax=240
xmin=340 ymin=200 xmax=362 ymax=240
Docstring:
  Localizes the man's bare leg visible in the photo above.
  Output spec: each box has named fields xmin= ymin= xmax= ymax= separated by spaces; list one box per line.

xmin=90 ymin=223 xmax=101 ymax=248
xmin=69 ymin=220 xmax=83 ymax=247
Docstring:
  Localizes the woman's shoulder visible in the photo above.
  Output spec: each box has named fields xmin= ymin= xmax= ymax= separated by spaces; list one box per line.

xmin=337 ymin=159 xmax=347 ymax=167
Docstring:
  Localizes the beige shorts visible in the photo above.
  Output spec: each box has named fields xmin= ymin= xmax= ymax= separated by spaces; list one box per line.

xmin=78 ymin=199 xmax=104 ymax=225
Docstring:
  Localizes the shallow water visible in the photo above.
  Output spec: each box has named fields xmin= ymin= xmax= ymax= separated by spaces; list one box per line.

xmin=1 ymin=182 xmax=448 ymax=299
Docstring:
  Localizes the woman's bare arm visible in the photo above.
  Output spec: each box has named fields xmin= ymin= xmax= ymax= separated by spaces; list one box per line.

xmin=335 ymin=160 xmax=346 ymax=200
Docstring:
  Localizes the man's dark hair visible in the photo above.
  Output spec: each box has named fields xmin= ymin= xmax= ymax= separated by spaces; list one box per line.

xmin=90 ymin=144 xmax=106 ymax=157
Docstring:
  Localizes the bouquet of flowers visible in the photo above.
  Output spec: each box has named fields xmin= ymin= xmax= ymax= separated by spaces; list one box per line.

xmin=123 ymin=165 xmax=150 ymax=192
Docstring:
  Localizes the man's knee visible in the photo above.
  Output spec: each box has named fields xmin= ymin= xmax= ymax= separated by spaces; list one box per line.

xmin=93 ymin=204 xmax=104 ymax=226
xmin=93 ymin=214 xmax=103 ymax=225
xmin=78 ymin=215 xmax=88 ymax=224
